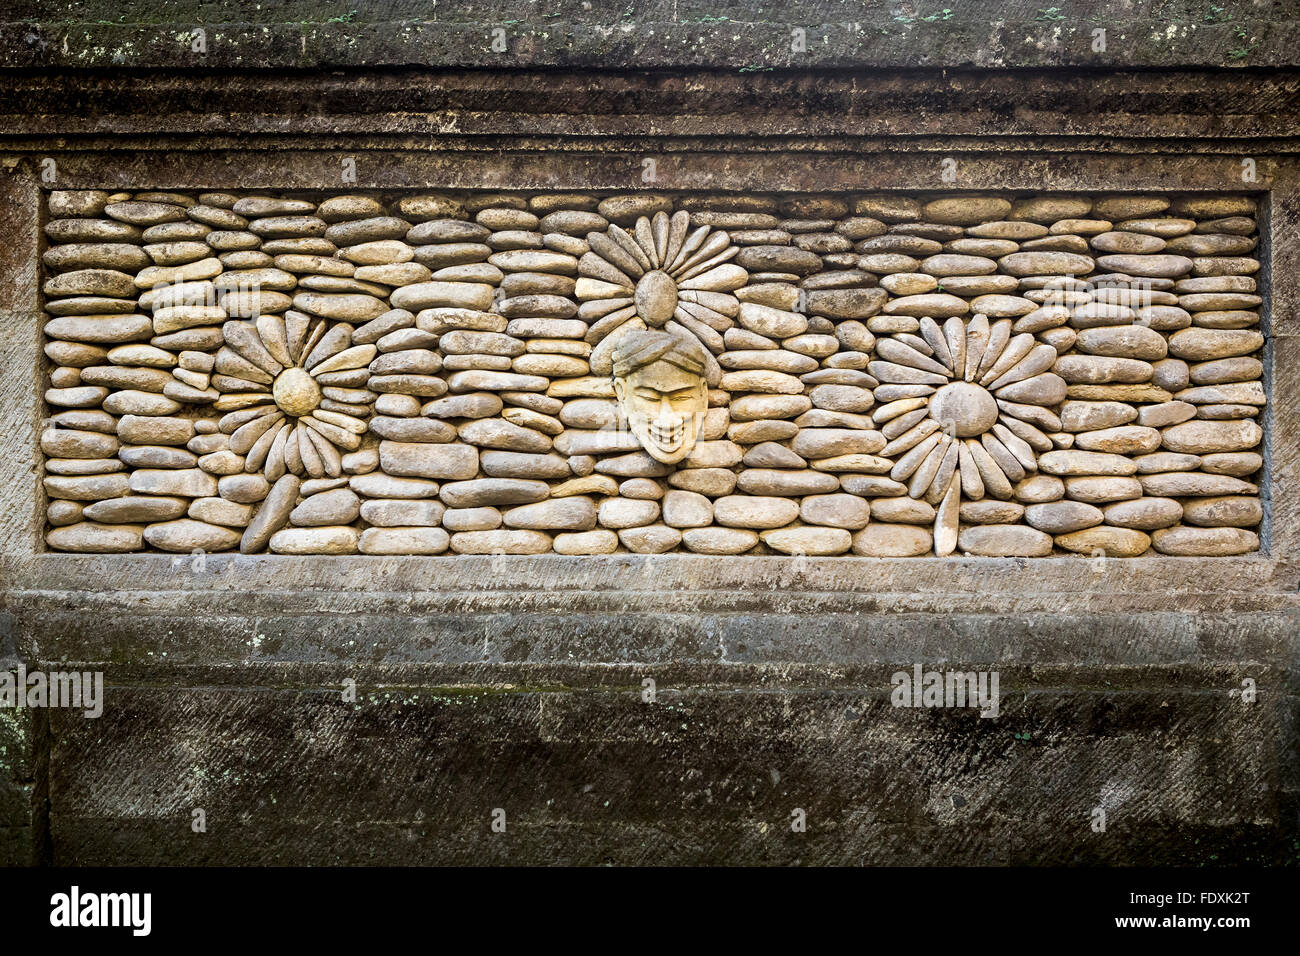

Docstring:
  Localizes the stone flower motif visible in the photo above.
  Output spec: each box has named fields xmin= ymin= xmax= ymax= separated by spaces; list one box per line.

xmin=213 ymin=315 xmax=377 ymax=479
xmin=871 ymin=314 xmax=1065 ymax=555
xmin=576 ymin=210 xmax=748 ymax=355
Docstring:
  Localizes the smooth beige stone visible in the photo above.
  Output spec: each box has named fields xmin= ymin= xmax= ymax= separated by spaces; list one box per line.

xmin=998 ymin=251 xmax=1095 ymax=276
xmin=594 ymin=497 xmax=657 ymax=529
xmin=47 ymin=522 xmax=144 ymax=552
xmin=958 ymin=524 xmax=1052 ymax=557
xmin=1139 ymin=473 xmax=1257 ymax=497
xmin=1160 ymin=419 xmax=1261 ymax=454
xmin=681 ymin=527 xmax=759 ymax=554
xmin=379 ymin=441 xmax=478 ymax=480
xmin=552 ymin=530 xmax=619 ymax=555
xmin=761 ymin=526 xmax=852 ymax=555
xmin=1073 ymin=425 xmax=1161 ymax=455
xmin=83 ymin=496 xmax=187 ymax=523
xmin=1064 ymin=476 xmax=1143 ymax=504
xmin=1024 ymin=501 xmax=1104 ymax=533
xmin=713 ymin=495 xmax=800 ymax=529
xmin=1055 ymin=526 xmax=1151 ymax=556
xmin=1151 ymin=526 xmax=1259 ymax=556
xmin=851 ymin=523 xmax=932 ymax=556
xmin=357 ymin=527 xmax=450 ymax=554
xmin=1180 ymin=496 xmax=1262 ymax=528
xmin=144 ymin=518 xmax=241 ymax=552
xmin=1167 ymin=328 xmax=1263 ymax=361
xmin=1102 ymin=497 xmax=1183 ymax=530
xmin=668 ymin=468 xmax=737 ymax=496
xmin=268 ymin=526 xmax=360 ymax=554
xmin=869 ymin=496 xmax=936 ymax=524
xmin=1060 ymin=401 xmax=1137 ymax=432
xmin=1200 ymin=452 xmax=1262 ymax=477
xmin=188 ymin=497 xmax=253 ymax=527
xmin=800 ymin=493 xmax=871 ymax=530
xmin=618 ymin=524 xmax=683 ymax=554
xmin=957 ymin=500 xmax=1025 ymax=525
xmin=661 ymin=490 xmax=714 ymax=528
xmin=1038 ymin=450 xmax=1137 ymax=477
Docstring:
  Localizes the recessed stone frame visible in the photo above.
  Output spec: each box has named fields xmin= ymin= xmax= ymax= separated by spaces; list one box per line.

xmin=36 ymin=188 xmax=1264 ymax=558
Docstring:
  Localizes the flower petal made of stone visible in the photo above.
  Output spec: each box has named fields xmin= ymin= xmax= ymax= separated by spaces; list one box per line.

xmin=230 ymin=408 xmax=284 ymax=454
xmin=311 ymin=343 xmax=376 ymax=376
xmin=608 ymin=223 xmax=654 ymax=274
xmin=667 ymin=224 xmax=710 ymax=273
xmin=284 ymin=311 xmax=312 ymax=363
xmin=908 ymin=438 xmax=949 ymax=499
xmin=881 ymin=407 xmax=929 ymax=440
xmin=958 ymin=442 xmax=985 ymax=500
xmin=575 ymin=277 xmax=631 ymax=300
xmin=944 ymin=316 xmax=967 ymax=380
xmin=675 ymin=230 xmax=732 ymax=276
xmin=874 ymin=397 xmax=930 ymax=424
xmin=880 ymin=418 xmax=941 ymax=457
xmin=214 ymin=392 xmax=277 ymax=412
xmin=219 ymin=405 xmax=277 ymax=434
xmin=265 ymin=425 xmax=291 ymax=481
xmin=303 ymin=415 xmax=362 ymax=452
xmin=891 ymin=431 xmax=943 ymax=484
xmin=981 ymin=432 xmax=1025 ymax=483
xmin=935 ymin=475 xmax=960 ymax=556
xmin=966 ymin=438 xmax=1013 ymax=499
xmin=215 ymin=346 xmax=275 ymax=386
xmin=257 ymin=314 xmax=294 ymax=367
xmin=296 ymin=424 xmax=323 ymax=476
xmin=977 ymin=332 xmax=1037 ymax=387
xmin=313 ymin=408 xmax=368 ymax=434
xmin=634 ymin=217 xmax=660 ymax=269
xmin=973 ymin=318 xmax=1013 ymax=381
xmin=284 ymin=423 xmax=303 ymax=473
xmin=992 ymin=423 xmax=1038 ymax=472
xmin=997 ymin=399 xmax=1062 ymax=432
xmin=678 ymin=263 xmax=747 ymax=293
xmin=963 ymin=313 xmax=990 ymax=381
xmin=926 ymin=440 xmax=960 ymax=505
xmin=651 ymin=211 xmax=671 ymax=263
xmin=578 ymin=251 xmax=635 ymax=289
xmin=662 ymin=211 xmax=691 ymax=269
xmin=986 ymin=343 xmax=1059 ymax=391
xmin=876 ymin=338 xmax=951 ymax=377
xmin=246 ymin=419 xmax=288 ymax=471
xmin=868 ymin=360 xmax=948 ymax=387
xmin=998 ymin=413 xmax=1053 ymax=452
xmin=994 ymin=371 xmax=1067 ymax=406
xmin=587 ymin=232 xmax=645 ymax=280
xmin=303 ymin=425 xmax=343 ymax=477
xmin=223 ymin=320 xmax=284 ymax=377
xmin=302 ymin=322 xmax=353 ymax=371
xmin=920 ymin=317 xmax=954 ymax=374
xmin=675 ymin=244 xmax=740 ymax=284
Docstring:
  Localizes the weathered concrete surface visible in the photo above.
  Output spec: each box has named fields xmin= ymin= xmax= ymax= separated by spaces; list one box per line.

xmin=1 ymin=0 xmax=1298 ymax=70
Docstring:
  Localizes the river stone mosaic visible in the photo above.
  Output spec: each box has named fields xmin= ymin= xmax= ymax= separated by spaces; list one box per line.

xmin=38 ymin=189 xmax=1265 ymax=557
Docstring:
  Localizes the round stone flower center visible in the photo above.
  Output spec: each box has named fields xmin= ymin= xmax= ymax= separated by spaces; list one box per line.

xmin=635 ymin=270 xmax=678 ymax=326
xmin=929 ymin=381 xmax=998 ymax=438
xmin=272 ymin=366 xmax=321 ymax=417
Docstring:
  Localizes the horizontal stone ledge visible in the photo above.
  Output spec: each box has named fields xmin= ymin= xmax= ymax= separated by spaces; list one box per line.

xmin=3 ymin=19 xmax=1299 ymax=70
xmin=1 ymin=553 xmax=1292 ymax=596
xmin=10 ymin=610 xmax=1296 ymax=671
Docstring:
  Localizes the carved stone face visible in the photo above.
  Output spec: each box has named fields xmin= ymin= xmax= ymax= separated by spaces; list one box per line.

xmin=613 ymin=357 xmax=708 ymax=465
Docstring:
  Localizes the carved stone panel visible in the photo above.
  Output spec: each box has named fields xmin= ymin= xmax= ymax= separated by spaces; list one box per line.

xmin=38 ymin=189 xmax=1264 ymax=557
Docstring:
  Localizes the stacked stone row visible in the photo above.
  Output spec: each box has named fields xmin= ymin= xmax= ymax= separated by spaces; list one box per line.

xmin=39 ymin=188 xmax=1264 ymax=557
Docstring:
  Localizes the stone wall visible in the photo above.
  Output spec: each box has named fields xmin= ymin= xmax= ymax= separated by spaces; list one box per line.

xmin=40 ymin=188 xmax=1264 ymax=560
xmin=2 ymin=0 xmax=1298 ymax=867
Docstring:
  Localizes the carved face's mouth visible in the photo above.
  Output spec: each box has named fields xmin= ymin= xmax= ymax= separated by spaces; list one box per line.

xmin=645 ymin=413 xmax=687 ymax=450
